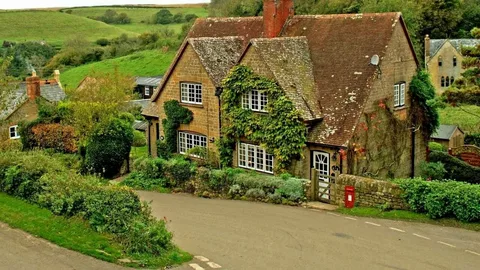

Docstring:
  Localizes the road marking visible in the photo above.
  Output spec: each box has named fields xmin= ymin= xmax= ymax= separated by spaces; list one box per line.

xmin=465 ymin=250 xmax=480 ymax=256
xmin=344 ymin=217 xmax=357 ymax=221
xmin=365 ymin=221 xmax=381 ymax=227
xmin=437 ymin=241 xmax=456 ymax=248
xmin=327 ymin=212 xmax=340 ymax=217
xmin=207 ymin=262 xmax=222 ymax=268
xmin=412 ymin=233 xmax=430 ymax=240
xmin=389 ymin=227 xmax=405 ymax=233
xmin=189 ymin=263 xmax=205 ymax=270
xmin=194 ymin=256 xmax=210 ymax=262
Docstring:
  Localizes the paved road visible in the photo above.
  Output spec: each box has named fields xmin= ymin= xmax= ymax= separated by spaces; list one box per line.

xmin=138 ymin=192 xmax=480 ymax=270
xmin=0 ymin=222 xmax=124 ymax=270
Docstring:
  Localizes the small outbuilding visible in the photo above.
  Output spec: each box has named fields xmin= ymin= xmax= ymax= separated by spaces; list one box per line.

xmin=431 ymin=124 xmax=464 ymax=149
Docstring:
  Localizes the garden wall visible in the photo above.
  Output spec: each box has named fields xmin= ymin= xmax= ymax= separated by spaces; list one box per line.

xmin=333 ymin=174 xmax=408 ymax=210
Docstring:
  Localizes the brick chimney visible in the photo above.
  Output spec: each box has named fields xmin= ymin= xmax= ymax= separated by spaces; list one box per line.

xmin=26 ymin=72 xmax=41 ymax=100
xmin=425 ymin=34 xmax=430 ymax=69
xmin=263 ymin=0 xmax=294 ymax=38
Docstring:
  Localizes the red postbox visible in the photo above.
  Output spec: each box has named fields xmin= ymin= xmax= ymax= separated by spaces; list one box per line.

xmin=345 ymin=186 xmax=355 ymax=208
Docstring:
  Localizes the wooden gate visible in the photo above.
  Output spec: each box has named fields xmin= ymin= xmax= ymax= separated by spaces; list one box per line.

xmin=310 ymin=168 xmax=336 ymax=203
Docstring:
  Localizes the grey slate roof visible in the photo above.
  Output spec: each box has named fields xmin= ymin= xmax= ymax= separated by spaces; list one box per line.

xmin=430 ymin=39 xmax=480 ymax=57
xmin=189 ymin=36 xmax=245 ymax=87
xmin=133 ymin=120 xmax=148 ymax=131
xmin=136 ymin=76 xmax=163 ymax=87
xmin=128 ymin=99 xmax=150 ymax=110
xmin=431 ymin=124 xmax=463 ymax=140
xmin=0 ymin=82 xmax=65 ymax=120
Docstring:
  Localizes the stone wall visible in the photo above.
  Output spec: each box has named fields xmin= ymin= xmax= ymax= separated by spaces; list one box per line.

xmin=333 ymin=174 xmax=408 ymax=210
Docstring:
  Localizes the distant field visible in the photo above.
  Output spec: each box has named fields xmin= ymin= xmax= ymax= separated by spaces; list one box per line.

xmin=439 ymin=105 xmax=480 ymax=133
xmin=65 ymin=6 xmax=208 ymax=34
xmin=0 ymin=10 xmax=136 ymax=47
xmin=60 ymin=49 xmax=175 ymax=90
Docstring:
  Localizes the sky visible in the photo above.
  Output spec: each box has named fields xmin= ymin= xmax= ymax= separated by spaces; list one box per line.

xmin=0 ymin=0 xmax=210 ymax=10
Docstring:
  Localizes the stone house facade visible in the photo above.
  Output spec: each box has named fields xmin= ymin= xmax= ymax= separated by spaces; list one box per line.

xmin=143 ymin=0 xmax=424 ymax=187
xmin=425 ymin=36 xmax=480 ymax=94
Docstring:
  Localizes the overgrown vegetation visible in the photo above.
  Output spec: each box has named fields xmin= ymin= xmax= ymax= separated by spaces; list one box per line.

xmin=159 ymin=100 xmax=193 ymax=157
xmin=220 ymin=65 xmax=307 ymax=172
xmin=428 ymin=150 xmax=480 ymax=184
xmin=89 ymin=9 xmax=132 ymax=24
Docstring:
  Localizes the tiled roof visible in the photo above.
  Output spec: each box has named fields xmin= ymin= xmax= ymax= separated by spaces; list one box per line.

xmin=189 ymin=37 xmax=245 ymax=87
xmin=248 ymin=37 xmax=321 ymax=121
xmin=431 ymin=124 xmax=463 ymax=140
xmin=136 ymin=76 xmax=163 ymax=87
xmin=128 ymin=99 xmax=150 ymax=110
xmin=133 ymin=120 xmax=148 ymax=131
xmin=0 ymin=82 xmax=65 ymax=120
xmin=430 ymin=39 xmax=480 ymax=57
xmin=142 ymin=102 xmax=160 ymax=118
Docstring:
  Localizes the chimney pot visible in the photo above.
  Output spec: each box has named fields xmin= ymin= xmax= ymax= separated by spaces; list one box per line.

xmin=263 ymin=0 xmax=294 ymax=38
xmin=26 ymin=74 xmax=41 ymax=100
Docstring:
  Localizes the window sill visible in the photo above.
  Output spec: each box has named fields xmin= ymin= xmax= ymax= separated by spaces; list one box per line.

xmin=393 ymin=106 xmax=407 ymax=111
xmin=10 ymin=137 xmax=20 ymax=140
xmin=180 ymin=102 xmax=204 ymax=108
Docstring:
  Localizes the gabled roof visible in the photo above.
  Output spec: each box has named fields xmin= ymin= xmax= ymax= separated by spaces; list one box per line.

xmin=429 ymin=39 xmax=480 ymax=58
xmin=190 ymin=37 xmax=245 ymax=87
xmin=0 ymin=82 xmax=65 ymax=120
xmin=431 ymin=124 xmax=464 ymax=140
xmin=133 ymin=120 xmax=148 ymax=131
xmin=247 ymin=36 xmax=321 ymax=121
xmin=136 ymin=76 xmax=163 ymax=87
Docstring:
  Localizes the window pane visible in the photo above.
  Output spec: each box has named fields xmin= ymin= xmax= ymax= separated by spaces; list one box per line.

xmin=239 ymin=143 xmax=246 ymax=167
xmin=260 ymin=91 xmax=268 ymax=111
xmin=256 ymin=148 xmax=264 ymax=170
xmin=242 ymin=93 xmax=249 ymax=109
xmin=394 ymin=85 xmax=399 ymax=106
xmin=238 ymin=142 xmax=274 ymax=173
xmin=266 ymin=154 xmax=274 ymax=173
xmin=400 ymin=83 xmax=405 ymax=106
xmin=247 ymin=145 xmax=256 ymax=169
xmin=251 ymin=90 xmax=259 ymax=111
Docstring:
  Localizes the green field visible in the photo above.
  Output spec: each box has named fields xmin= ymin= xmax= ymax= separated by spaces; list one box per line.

xmin=0 ymin=10 xmax=136 ymax=47
xmin=61 ymin=49 xmax=175 ymax=89
xmin=65 ymin=6 xmax=208 ymax=34
xmin=438 ymin=105 xmax=480 ymax=133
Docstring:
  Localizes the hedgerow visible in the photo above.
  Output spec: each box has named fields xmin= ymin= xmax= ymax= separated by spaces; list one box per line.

xmin=429 ymin=150 xmax=480 ymax=184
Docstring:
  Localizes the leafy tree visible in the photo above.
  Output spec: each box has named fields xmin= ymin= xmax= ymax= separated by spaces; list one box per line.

xmin=419 ymin=0 xmax=462 ymax=39
xmin=0 ymin=57 xmax=16 ymax=114
xmin=67 ymin=69 xmax=135 ymax=145
xmin=209 ymin=0 xmax=262 ymax=17
xmin=173 ymin=13 xmax=185 ymax=23
xmin=153 ymin=9 xmax=174 ymax=24
xmin=93 ymin=9 xmax=131 ymax=24
xmin=185 ymin=13 xmax=198 ymax=22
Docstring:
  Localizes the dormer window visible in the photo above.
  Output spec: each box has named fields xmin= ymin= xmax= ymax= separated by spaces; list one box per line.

xmin=181 ymin=82 xmax=202 ymax=105
xmin=394 ymin=82 xmax=405 ymax=107
xmin=242 ymin=90 xmax=268 ymax=112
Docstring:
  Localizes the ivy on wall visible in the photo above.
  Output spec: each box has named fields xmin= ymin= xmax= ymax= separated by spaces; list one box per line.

xmin=219 ymin=65 xmax=307 ymax=172
xmin=158 ymin=100 xmax=193 ymax=157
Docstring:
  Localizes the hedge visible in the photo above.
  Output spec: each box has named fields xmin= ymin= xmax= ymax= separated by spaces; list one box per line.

xmin=429 ymin=150 xmax=480 ymax=184
xmin=442 ymin=88 xmax=480 ymax=106
xmin=465 ymin=133 xmax=480 ymax=147
xmin=396 ymin=178 xmax=480 ymax=222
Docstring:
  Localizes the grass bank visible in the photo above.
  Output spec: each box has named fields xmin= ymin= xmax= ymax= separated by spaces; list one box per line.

xmin=439 ymin=105 xmax=480 ymax=133
xmin=0 ymin=192 xmax=191 ymax=268
xmin=337 ymin=207 xmax=480 ymax=232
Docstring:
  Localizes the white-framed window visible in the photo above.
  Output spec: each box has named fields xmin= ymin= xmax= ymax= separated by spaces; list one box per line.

xmin=242 ymin=90 xmax=268 ymax=112
xmin=178 ymin=131 xmax=207 ymax=154
xmin=238 ymin=142 xmax=274 ymax=174
xmin=180 ymin=82 xmax=202 ymax=104
xmin=9 ymin=125 xmax=20 ymax=139
xmin=394 ymin=82 xmax=406 ymax=107
xmin=145 ymin=86 xmax=150 ymax=96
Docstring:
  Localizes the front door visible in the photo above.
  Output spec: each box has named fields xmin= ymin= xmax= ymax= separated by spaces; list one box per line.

xmin=313 ymin=151 xmax=330 ymax=200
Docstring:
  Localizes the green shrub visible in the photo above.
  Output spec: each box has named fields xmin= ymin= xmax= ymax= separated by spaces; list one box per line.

xmin=228 ymin=184 xmax=242 ymax=197
xmin=207 ymin=169 xmax=233 ymax=193
xmin=396 ymin=178 xmax=432 ymax=212
xmin=156 ymin=141 xmax=171 ymax=160
xmin=428 ymin=141 xmax=445 ymax=152
xmin=133 ymin=130 xmax=147 ymax=147
xmin=245 ymin=188 xmax=266 ymax=200
xmin=275 ymin=178 xmax=306 ymax=202
xmin=465 ymin=133 xmax=480 ymax=147
xmin=429 ymin=151 xmax=480 ymax=184
xmin=450 ymin=184 xmax=480 ymax=222
xmin=442 ymin=87 xmax=480 ymax=106
xmin=164 ymin=157 xmax=196 ymax=186
xmin=122 ymin=172 xmax=168 ymax=190
xmin=267 ymin=192 xmax=282 ymax=204
xmin=419 ymin=161 xmax=446 ymax=180
xmin=133 ymin=157 xmax=166 ymax=180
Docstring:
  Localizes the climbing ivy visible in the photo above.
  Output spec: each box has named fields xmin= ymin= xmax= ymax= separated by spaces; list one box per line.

xmin=159 ymin=100 xmax=193 ymax=156
xmin=220 ymin=65 xmax=307 ymax=172
xmin=409 ymin=70 xmax=440 ymax=139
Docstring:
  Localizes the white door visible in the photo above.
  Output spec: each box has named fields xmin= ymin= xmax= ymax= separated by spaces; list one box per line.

xmin=313 ymin=151 xmax=330 ymax=200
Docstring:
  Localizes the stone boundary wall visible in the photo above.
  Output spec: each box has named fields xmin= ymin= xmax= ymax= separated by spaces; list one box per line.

xmin=333 ymin=174 xmax=408 ymax=210
xmin=450 ymin=145 xmax=480 ymax=167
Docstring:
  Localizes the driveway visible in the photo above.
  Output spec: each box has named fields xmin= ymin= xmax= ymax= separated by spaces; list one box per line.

xmin=138 ymin=192 xmax=480 ymax=270
xmin=0 ymin=222 xmax=124 ymax=270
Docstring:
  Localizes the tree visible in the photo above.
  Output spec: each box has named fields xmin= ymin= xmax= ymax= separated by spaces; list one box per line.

xmin=185 ymin=13 xmax=198 ymax=22
xmin=67 ymin=69 xmax=135 ymax=145
xmin=154 ymin=9 xmax=173 ymax=24
xmin=0 ymin=57 xmax=16 ymax=114
xmin=419 ymin=0 xmax=462 ymax=39
xmin=173 ymin=13 xmax=185 ymax=23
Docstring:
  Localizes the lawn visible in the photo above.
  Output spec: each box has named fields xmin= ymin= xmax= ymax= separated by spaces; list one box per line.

xmin=65 ymin=6 xmax=208 ymax=34
xmin=338 ymin=207 xmax=480 ymax=232
xmin=60 ymin=49 xmax=176 ymax=90
xmin=0 ymin=10 xmax=136 ymax=47
xmin=438 ymin=105 xmax=480 ymax=133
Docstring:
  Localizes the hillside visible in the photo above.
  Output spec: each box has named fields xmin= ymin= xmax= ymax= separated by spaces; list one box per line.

xmin=64 ymin=6 xmax=208 ymax=34
xmin=439 ymin=105 xmax=480 ymax=134
xmin=60 ymin=49 xmax=175 ymax=90
xmin=0 ymin=10 xmax=136 ymax=47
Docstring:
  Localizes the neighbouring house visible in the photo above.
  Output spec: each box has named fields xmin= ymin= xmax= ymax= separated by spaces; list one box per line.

xmin=0 ymin=72 xmax=65 ymax=141
xmin=143 ymin=0 xmax=425 ymax=184
xmin=135 ymin=76 xmax=162 ymax=99
xmin=431 ymin=124 xmax=464 ymax=150
xmin=425 ymin=35 xmax=480 ymax=94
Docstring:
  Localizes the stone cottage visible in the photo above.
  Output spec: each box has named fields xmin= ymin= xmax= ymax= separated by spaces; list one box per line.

xmin=143 ymin=0 xmax=425 ymax=186
xmin=0 ymin=72 xmax=65 ymax=142
xmin=425 ymin=36 xmax=480 ymax=94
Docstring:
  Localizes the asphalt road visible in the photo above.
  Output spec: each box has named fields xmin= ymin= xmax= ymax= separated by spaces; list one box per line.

xmin=138 ymin=192 xmax=480 ymax=270
xmin=0 ymin=222 xmax=124 ymax=270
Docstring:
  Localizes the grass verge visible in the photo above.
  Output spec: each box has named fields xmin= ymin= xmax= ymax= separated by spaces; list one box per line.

xmin=0 ymin=192 xmax=191 ymax=268
xmin=337 ymin=207 xmax=480 ymax=232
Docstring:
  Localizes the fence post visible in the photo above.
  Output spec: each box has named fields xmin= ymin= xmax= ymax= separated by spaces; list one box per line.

xmin=310 ymin=168 xmax=318 ymax=201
